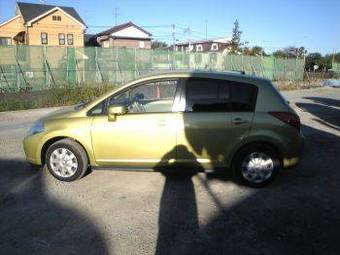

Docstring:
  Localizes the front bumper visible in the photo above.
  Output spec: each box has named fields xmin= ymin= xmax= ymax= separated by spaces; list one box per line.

xmin=23 ymin=133 xmax=44 ymax=165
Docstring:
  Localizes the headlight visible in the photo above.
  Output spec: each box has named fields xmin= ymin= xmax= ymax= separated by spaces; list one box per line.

xmin=27 ymin=120 xmax=44 ymax=136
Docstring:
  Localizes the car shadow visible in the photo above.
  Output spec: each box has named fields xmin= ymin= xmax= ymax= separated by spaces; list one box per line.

xmin=154 ymin=97 xmax=340 ymax=254
xmin=0 ymin=159 xmax=109 ymax=254
xmin=154 ymin=145 xmax=201 ymax=255
xmin=296 ymin=99 xmax=340 ymax=129
xmin=303 ymin=96 xmax=340 ymax=108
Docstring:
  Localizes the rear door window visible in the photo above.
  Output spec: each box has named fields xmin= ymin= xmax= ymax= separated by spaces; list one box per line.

xmin=185 ymin=78 xmax=257 ymax=112
xmin=186 ymin=78 xmax=231 ymax=112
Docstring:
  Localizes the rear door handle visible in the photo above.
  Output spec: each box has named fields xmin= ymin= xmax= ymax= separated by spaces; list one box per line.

xmin=232 ymin=118 xmax=248 ymax=125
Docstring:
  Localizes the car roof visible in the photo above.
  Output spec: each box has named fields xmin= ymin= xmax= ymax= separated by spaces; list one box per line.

xmin=134 ymin=69 xmax=270 ymax=83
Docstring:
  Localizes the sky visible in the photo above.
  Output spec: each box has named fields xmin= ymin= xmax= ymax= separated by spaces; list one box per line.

xmin=0 ymin=0 xmax=339 ymax=54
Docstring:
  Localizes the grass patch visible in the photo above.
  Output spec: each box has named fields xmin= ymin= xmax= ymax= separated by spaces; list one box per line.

xmin=0 ymin=85 xmax=119 ymax=112
xmin=274 ymin=80 xmax=322 ymax=91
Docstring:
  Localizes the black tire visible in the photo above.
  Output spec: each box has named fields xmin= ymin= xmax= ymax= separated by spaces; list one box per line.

xmin=232 ymin=143 xmax=281 ymax=187
xmin=45 ymin=138 xmax=89 ymax=182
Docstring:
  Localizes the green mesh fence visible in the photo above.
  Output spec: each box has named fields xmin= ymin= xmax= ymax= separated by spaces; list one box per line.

xmin=0 ymin=45 xmax=305 ymax=92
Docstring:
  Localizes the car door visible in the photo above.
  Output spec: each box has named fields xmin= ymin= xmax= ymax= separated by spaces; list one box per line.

xmin=177 ymin=78 xmax=257 ymax=170
xmin=90 ymin=79 xmax=182 ymax=169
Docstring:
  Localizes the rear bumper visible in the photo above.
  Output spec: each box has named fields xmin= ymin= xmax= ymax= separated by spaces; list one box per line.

xmin=282 ymin=131 xmax=304 ymax=168
xmin=283 ymin=157 xmax=300 ymax=168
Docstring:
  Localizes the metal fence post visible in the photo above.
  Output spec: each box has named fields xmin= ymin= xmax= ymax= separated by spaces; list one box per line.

xmin=15 ymin=45 xmax=20 ymax=90
xmin=66 ymin=47 xmax=69 ymax=83
xmin=95 ymin=46 xmax=103 ymax=83
xmin=134 ymin=48 xmax=137 ymax=79
xmin=167 ymin=49 xmax=171 ymax=69
xmin=150 ymin=49 xmax=153 ymax=71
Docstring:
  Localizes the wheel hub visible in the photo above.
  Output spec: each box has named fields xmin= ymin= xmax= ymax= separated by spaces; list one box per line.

xmin=49 ymin=148 xmax=78 ymax=178
xmin=241 ymin=152 xmax=274 ymax=184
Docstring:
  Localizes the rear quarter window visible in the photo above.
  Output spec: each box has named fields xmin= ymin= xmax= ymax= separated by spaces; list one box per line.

xmin=230 ymin=82 xmax=258 ymax=112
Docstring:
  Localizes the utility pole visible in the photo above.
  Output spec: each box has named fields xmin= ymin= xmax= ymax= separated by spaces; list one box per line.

xmin=184 ymin=26 xmax=191 ymax=50
xmin=113 ymin=8 xmax=119 ymax=25
xmin=205 ymin=20 xmax=208 ymax=40
xmin=172 ymin=24 xmax=176 ymax=52
xmin=172 ymin=24 xmax=176 ymax=69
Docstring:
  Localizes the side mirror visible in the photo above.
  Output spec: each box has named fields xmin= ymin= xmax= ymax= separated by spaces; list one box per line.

xmin=108 ymin=105 xmax=128 ymax=121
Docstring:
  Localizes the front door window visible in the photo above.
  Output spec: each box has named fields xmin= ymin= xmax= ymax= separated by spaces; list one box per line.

xmin=108 ymin=80 xmax=178 ymax=113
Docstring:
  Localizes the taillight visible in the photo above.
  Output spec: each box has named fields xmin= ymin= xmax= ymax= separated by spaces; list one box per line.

xmin=269 ymin=111 xmax=301 ymax=131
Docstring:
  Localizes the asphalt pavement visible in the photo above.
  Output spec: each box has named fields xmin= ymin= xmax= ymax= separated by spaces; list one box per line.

xmin=0 ymin=87 xmax=340 ymax=255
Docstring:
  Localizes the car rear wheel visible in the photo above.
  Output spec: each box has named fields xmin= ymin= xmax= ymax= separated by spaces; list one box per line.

xmin=233 ymin=144 xmax=281 ymax=187
xmin=45 ymin=138 xmax=88 ymax=182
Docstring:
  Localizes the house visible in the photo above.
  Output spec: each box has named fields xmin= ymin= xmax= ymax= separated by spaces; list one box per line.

xmin=175 ymin=38 xmax=230 ymax=53
xmin=0 ymin=2 xmax=86 ymax=47
xmin=90 ymin=22 xmax=152 ymax=49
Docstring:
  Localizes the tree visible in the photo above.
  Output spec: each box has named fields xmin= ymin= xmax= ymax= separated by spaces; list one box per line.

xmin=325 ymin=53 xmax=340 ymax=63
xmin=229 ymin=20 xmax=243 ymax=54
xmin=273 ymin=50 xmax=288 ymax=58
xmin=273 ymin=46 xmax=307 ymax=58
xmin=251 ymin=46 xmax=265 ymax=56
xmin=305 ymin=53 xmax=329 ymax=71
xmin=151 ymin=41 xmax=168 ymax=49
xmin=297 ymin=47 xmax=307 ymax=58
xmin=242 ymin=47 xmax=252 ymax=55
xmin=242 ymin=46 xmax=266 ymax=56
xmin=283 ymin=46 xmax=307 ymax=58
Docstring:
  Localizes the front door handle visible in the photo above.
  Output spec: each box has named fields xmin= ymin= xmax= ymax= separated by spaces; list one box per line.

xmin=232 ymin=118 xmax=248 ymax=125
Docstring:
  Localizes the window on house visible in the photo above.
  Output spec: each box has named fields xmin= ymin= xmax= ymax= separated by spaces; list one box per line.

xmin=41 ymin=32 xmax=48 ymax=45
xmin=196 ymin=44 xmax=203 ymax=52
xmin=52 ymin=15 xmax=61 ymax=21
xmin=0 ymin=37 xmax=12 ymax=46
xmin=187 ymin=45 xmax=194 ymax=52
xmin=102 ymin=40 xmax=110 ymax=48
xmin=139 ymin=41 xmax=145 ymax=48
xmin=211 ymin=43 xmax=218 ymax=51
xmin=59 ymin=33 xmax=65 ymax=45
xmin=67 ymin=34 xmax=74 ymax=45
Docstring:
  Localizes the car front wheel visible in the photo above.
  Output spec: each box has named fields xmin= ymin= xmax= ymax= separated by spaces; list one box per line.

xmin=45 ymin=138 xmax=88 ymax=182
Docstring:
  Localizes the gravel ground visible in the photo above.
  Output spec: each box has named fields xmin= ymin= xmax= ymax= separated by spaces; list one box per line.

xmin=0 ymin=87 xmax=340 ymax=255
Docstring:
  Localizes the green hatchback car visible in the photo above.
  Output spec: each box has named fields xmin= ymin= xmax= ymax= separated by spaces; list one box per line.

xmin=23 ymin=70 xmax=304 ymax=187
